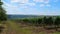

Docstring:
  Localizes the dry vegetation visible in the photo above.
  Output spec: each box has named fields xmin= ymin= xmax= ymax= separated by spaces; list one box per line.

xmin=0 ymin=16 xmax=60 ymax=34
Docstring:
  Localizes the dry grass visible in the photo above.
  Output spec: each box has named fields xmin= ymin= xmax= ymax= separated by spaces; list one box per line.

xmin=0 ymin=21 xmax=60 ymax=34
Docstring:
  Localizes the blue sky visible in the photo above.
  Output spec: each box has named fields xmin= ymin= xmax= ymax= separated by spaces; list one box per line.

xmin=2 ymin=0 xmax=60 ymax=15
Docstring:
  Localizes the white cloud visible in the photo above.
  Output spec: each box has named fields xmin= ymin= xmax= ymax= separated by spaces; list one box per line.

xmin=27 ymin=3 xmax=36 ymax=6
xmin=3 ymin=1 xmax=17 ymax=8
xmin=11 ymin=0 xmax=29 ymax=4
xmin=33 ymin=0 xmax=50 ymax=7
xmin=33 ymin=0 xmax=44 ymax=2
xmin=46 ymin=4 xmax=50 ymax=7
xmin=40 ymin=4 xmax=45 ymax=7
xmin=11 ymin=0 xmax=35 ymax=6
xmin=40 ymin=4 xmax=51 ymax=7
xmin=11 ymin=0 xmax=20 ymax=3
xmin=20 ymin=0 xmax=28 ymax=4
xmin=44 ymin=0 xmax=50 ymax=4
xmin=33 ymin=0 xmax=50 ymax=3
xmin=10 ymin=0 xmax=50 ymax=7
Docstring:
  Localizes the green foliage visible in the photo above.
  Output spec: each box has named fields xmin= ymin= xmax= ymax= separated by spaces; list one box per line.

xmin=37 ymin=18 xmax=42 ymax=24
xmin=0 ymin=2 xmax=3 ymax=5
xmin=0 ymin=0 xmax=7 ymax=21
xmin=12 ymin=16 xmax=60 ymax=27
xmin=43 ymin=16 xmax=53 ymax=25
xmin=54 ymin=17 xmax=60 ymax=25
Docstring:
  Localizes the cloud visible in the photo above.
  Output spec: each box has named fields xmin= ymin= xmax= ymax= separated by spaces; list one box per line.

xmin=11 ymin=0 xmax=29 ymax=4
xmin=46 ymin=4 xmax=50 ymax=7
xmin=11 ymin=0 xmax=36 ymax=6
xmin=10 ymin=0 xmax=51 ymax=7
xmin=11 ymin=0 xmax=50 ymax=4
xmin=33 ymin=0 xmax=50 ymax=7
xmin=19 ymin=0 xmax=28 ymax=4
xmin=11 ymin=0 xmax=20 ymax=3
xmin=2 ymin=0 xmax=28 ymax=9
xmin=2 ymin=0 xmax=60 ymax=15
xmin=44 ymin=0 xmax=50 ymax=4
xmin=33 ymin=0 xmax=44 ymax=2
xmin=3 ymin=1 xmax=17 ymax=8
xmin=40 ymin=4 xmax=51 ymax=7
xmin=27 ymin=3 xmax=36 ymax=6
xmin=33 ymin=0 xmax=50 ymax=3
xmin=40 ymin=4 xmax=45 ymax=7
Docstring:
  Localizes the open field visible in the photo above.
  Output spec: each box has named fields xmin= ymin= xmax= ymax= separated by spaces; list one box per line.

xmin=0 ymin=20 xmax=60 ymax=34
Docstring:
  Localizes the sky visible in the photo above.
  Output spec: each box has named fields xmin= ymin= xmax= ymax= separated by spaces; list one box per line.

xmin=1 ymin=0 xmax=60 ymax=15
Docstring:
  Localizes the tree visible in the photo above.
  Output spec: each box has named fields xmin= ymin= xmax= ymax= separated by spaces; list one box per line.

xmin=43 ymin=17 xmax=53 ymax=25
xmin=43 ymin=16 xmax=47 ymax=25
xmin=42 ymin=16 xmax=46 ymax=28
xmin=55 ymin=17 xmax=60 ymax=26
xmin=37 ymin=18 xmax=42 ymax=25
xmin=54 ymin=17 xmax=60 ymax=31
xmin=46 ymin=17 xmax=53 ymax=25
xmin=0 ymin=0 xmax=7 ymax=21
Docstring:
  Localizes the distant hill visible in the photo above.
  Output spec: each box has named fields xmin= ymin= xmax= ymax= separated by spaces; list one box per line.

xmin=7 ymin=15 xmax=40 ymax=19
xmin=7 ymin=15 xmax=60 ymax=19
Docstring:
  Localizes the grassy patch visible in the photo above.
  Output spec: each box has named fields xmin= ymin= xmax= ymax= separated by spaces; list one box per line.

xmin=39 ymin=32 xmax=45 ymax=34
xmin=6 ymin=21 xmax=33 ymax=34
xmin=53 ymin=32 xmax=60 ymax=34
xmin=5 ymin=21 xmax=60 ymax=34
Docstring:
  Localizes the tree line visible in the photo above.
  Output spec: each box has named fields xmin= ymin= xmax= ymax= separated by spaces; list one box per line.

xmin=15 ymin=16 xmax=60 ymax=31
xmin=18 ymin=16 xmax=60 ymax=26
